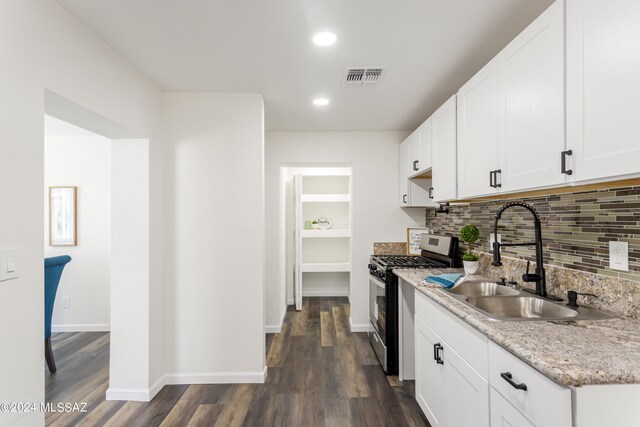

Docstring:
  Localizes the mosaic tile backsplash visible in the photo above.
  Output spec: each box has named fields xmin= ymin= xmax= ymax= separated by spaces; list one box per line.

xmin=425 ymin=186 xmax=640 ymax=282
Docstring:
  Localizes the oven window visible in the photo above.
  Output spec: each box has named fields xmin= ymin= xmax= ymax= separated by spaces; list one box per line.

xmin=369 ymin=275 xmax=387 ymax=344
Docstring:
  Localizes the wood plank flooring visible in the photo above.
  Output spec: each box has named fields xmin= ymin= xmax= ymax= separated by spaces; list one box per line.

xmin=46 ymin=297 xmax=429 ymax=426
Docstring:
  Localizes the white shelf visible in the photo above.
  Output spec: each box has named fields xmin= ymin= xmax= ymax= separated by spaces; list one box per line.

xmin=301 ymin=262 xmax=351 ymax=273
xmin=301 ymin=229 xmax=350 ymax=238
xmin=301 ymin=194 xmax=350 ymax=203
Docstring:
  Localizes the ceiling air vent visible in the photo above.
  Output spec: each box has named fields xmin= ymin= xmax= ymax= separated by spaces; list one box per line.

xmin=343 ymin=67 xmax=385 ymax=87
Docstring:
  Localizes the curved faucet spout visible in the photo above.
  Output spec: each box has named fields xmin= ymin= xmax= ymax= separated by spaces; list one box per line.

xmin=492 ymin=201 xmax=547 ymax=297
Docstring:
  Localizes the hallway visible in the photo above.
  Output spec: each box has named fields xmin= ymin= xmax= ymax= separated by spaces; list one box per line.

xmin=45 ymin=297 xmax=428 ymax=426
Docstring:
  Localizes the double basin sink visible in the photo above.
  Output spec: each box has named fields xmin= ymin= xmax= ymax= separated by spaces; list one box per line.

xmin=445 ymin=281 xmax=616 ymax=321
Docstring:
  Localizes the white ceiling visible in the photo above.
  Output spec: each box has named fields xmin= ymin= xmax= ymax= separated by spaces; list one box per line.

xmin=57 ymin=0 xmax=554 ymax=132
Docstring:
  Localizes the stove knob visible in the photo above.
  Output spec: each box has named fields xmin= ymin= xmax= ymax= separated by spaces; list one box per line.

xmin=368 ymin=264 xmax=374 ymax=270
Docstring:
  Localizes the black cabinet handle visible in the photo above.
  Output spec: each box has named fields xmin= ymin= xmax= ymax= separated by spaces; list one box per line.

xmin=501 ymin=372 xmax=527 ymax=391
xmin=561 ymin=150 xmax=573 ymax=175
xmin=413 ymin=160 xmax=419 ymax=171
xmin=402 ymin=194 xmax=407 ymax=204
xmin=433 ymin=343 xmax=444 ymax=365
xmin=489 ymin=170 xmax=495 ymax=188
xmin=429 ymin=187 xmax=434 ymax=199
xmin=495 ymin=169 xmax=502 ymax=188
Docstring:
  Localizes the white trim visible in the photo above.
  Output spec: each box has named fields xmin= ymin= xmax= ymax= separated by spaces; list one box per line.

xmin=349 ymin=316 xmax=373 ymax=332
xmin=164 ymin=366 xmax=268 ymax=385
xmin=303 ymin=289 xmax=349 ymax=297
xmin=106 ymin=387 xmax=153 ymax=402
xmin=287 ymin=298 xmax=294 ymax=305
xmin=266 ymin=305 xmax=287 ymax=333
xmin=52 ymin=323 xmax=110 ymax=333
xmin=148 ymin=375 xmax=166 ymax=401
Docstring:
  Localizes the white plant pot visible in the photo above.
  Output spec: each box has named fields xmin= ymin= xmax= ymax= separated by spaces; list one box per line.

xmin=463 ymin=260 xmax=479 ymax=275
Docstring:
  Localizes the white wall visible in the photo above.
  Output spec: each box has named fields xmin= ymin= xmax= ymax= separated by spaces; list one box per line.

xmin=0 ymin=1 xmax=163 ymax=423
xmin=162 ymin=93 xmax=266 ymax=383
xmin=265 ymin=132 xmax=427 ymax=331
xmin=44 ymin=133 xmax=111 ymax=332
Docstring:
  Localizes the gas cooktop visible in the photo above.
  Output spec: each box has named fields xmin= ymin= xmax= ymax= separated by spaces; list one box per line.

xmin=370 ymin=255 xmax=447 ymax=269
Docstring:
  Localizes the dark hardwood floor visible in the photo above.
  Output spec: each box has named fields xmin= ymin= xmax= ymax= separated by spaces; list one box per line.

xmin=45 ymin=297 xmax=429 ymax=426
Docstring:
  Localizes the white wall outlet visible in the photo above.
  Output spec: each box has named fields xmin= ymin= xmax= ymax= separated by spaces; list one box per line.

xmin=62 ymin=296 xmax=70 ymax=309
xmin=609 ymin=241 xmax=629 ymax=272
xmin=0 ymin=249 xmax=19 ymax=282
xmin=489 ymin=233 xmax=502 ymax=252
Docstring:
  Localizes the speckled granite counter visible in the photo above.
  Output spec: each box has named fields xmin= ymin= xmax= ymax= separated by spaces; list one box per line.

xmin=394 ymin=268 xmax=640 ymax=387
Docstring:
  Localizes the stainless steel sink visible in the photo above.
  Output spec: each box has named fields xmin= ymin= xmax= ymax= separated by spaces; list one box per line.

xmin=448 ymin=281 xmax=520 ymax=297
xmin=441 ymin=282 xmax=618 ymax=321
xmin=466 ymin=296 xmax=579 ymax=320
xmin=462 ymin=295 xmax=617 ymax=321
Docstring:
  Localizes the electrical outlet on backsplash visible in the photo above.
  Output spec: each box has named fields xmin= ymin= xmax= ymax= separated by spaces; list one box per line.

xmin=425 ymin=185 xmax=640 ymax=318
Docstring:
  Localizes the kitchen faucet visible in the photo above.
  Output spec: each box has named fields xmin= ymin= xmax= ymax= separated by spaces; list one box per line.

xmin=492 ymin=201 xmax=555 ymax=299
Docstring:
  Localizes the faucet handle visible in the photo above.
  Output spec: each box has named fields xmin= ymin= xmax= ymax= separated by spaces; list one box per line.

xmin=522 ymin=260 xmax=542 ymax=283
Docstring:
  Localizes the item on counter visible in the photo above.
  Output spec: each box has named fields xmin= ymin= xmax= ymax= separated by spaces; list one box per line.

xmin=459 ymin=224 xmax=480 ymax=275
xmin=317 ymin=217 xmax=332 ymax=229
xmin=304 ymin=220 xmax=312 ymax=230
xmin=424 ymin=273 xmax=463 ymax=288
xmin=311 ymin=220 xmax=319 ymax=230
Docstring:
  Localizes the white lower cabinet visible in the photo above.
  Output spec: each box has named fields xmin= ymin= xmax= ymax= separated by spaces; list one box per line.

xmin=490 ymin=388 xmax=534 ymax=427
xmin=414 ymin=291 xmax=571 ymax=427
xmin=415 ymin=292 xmax=489 ymax=427
xmin=415 ymin=316 xmax=447 ymax=426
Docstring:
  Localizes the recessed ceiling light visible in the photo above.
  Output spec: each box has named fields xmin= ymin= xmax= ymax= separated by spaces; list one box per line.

xmin=313 ymin=98 xmax=330 ymax=106
xmin=313 ymin=32 xmax=337 ymax=46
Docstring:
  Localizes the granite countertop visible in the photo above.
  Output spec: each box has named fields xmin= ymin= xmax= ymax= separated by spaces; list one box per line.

xmin=394 ymin=268 xmax=640 ymax=387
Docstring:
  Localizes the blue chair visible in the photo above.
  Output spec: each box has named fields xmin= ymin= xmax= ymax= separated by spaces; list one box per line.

xmin=44 ymin=255 xmax=72 ymax=373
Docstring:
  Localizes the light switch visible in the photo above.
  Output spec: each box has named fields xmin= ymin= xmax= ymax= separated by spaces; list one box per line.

xmin=6 ymin=256 xmax=16 ymax=273
xmin=0 ymin=249 xmax=19 ymax=282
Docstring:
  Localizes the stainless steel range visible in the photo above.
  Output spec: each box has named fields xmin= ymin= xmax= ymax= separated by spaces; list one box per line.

xmin=368 ymin=234 xmax=459 ymax=374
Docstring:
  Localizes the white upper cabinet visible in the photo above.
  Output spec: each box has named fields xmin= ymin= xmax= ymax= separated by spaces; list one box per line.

xmin=431 ymin=95 xmax=457 ymax=202
xmin=416 ymin=117 xmax=433 ymax=176
xmin=407 ymin=129 xmax=421 ymax=176
xmin=458 ymin=1 xmax=565 ymax=199
xmin=498 ymin=0 xmax=566 ymax=192
xmin=457 ymin=58 xmax=500 ymax=199
xmin=567 ymin=0 xmax=640 ymax=182
xmin=400 ymin=136 xmax=435 ymax=207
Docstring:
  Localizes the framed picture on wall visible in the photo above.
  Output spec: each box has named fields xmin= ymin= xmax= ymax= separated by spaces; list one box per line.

xmin=49 ymin=186 xmax=77 ymax=246
xmin=407 ymin=227 xmax=428 ymax=255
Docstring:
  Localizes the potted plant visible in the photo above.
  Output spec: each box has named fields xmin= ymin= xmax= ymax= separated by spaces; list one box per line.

xmin=459 ymin=224 xmax=480 ymax=275
xmin=311 ymin=220 xmax=319 ymax=230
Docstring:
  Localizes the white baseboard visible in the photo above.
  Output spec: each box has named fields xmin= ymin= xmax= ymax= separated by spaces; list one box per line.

xmin=164 ymin=366 xmax=268 ymax=385
xmin=106 ymin=367 xmax=268 ymax=402
xmin=266 ymin=305 xmax=287 ymax=333
xmin=302 ymin=289 xmax=348 ymax=297
xmin=52 ymin=323 xmax=110 ymax=333
xmin=106 ymin=387 xmax=154 ymax=402
xmin=349 ymin=316 xmax=373 ymax=333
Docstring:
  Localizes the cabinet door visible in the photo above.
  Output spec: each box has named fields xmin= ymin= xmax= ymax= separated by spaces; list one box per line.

xmin=457 ymin=59 xmax=499 ymax=198
xmin=407 ymin=130 xmax=421 ymax=177
xmin=431 ymin=95 xmax=457 ymax=201
xmin=490 ymin=388 xmax=535 ymax=427
xmin=415 ymin=316 xmax=446 ymax=427
xmin=567 ymin=0 xmax=640 ymax=182
xmin=498 ymin=1 xmax=566 ymax=193
xmin=445 ymin=341 xmax=490 ymax=427
xmin=417 ymin=117 xmax=432 ymax=175
xmin=399 ymin=138 xmax=409 ymax=206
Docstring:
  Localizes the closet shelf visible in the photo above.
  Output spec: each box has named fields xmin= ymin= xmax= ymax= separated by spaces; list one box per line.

xmin=301 ymin=194 xmax=350 ymax=203
xmin=301 ymin=229 xmax=350 ymax=238
xmin=301 ymin=263 xmax=351 ymax=273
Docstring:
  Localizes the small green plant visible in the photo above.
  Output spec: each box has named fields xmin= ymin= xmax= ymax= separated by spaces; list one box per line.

xmin=312 ymin=220 xmax=318 ymax=224
xmin=459 ymin=224 xmax=480 ymax=262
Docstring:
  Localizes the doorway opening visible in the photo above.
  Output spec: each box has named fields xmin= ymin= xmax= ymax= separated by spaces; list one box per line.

xmin=279 ymin=165 xmax=353 ymax=311
xmin=43 ymin=90 xmax=151 ymax=416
